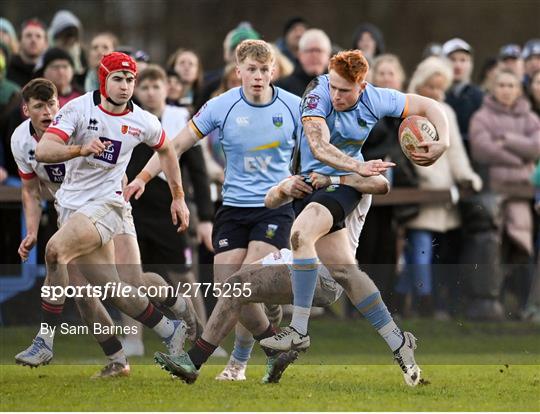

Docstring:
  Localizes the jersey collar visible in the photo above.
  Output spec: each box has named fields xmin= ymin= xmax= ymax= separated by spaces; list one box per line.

xmin=29 ymin=121 xmax=40 ymax=142
xmin=92 ymin=90 xmax=134 ymax=115
xmin=239 ymin=84 xmax=278 ymax=108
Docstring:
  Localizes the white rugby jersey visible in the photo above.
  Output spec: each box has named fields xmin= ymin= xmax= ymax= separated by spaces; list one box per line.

xmin=11 ymin=118 xmax=66 ymax=197
xmin=46 ymin=91 xmax=165 ymax=210
xmin=156 ymin=104 xmax=189 ymax=182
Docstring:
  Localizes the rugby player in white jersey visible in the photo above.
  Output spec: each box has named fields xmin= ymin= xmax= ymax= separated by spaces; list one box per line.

xmin=11 ymin=78 xmax=198 ymax=377
xmin=13 ymin=52 xmax=189 ymax=372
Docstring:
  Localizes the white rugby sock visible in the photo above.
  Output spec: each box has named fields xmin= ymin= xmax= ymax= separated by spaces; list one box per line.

xmin=153 ymin=317 xmax=175 ymax=339
xmin=377 ymin=320 xmax=404 ymax=352
xmin=289 ymin=306 xmax=311 ymax=335
xmin=108 ymin=349 xmax=128 ymax=366
xmin=37 ymin=328 xmax=55 ymax=348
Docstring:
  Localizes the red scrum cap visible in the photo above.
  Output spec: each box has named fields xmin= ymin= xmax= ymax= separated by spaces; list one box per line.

xmin=98 ymin=52 xmax=137 ymax=98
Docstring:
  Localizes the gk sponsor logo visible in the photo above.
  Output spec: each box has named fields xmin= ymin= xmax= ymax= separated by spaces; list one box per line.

xmin=43 ymin=164 xmax=65 ymax=183
xmin=94 ymin=137 xmax=122 ymax=164
xmin=244 ymin=155 xmax=272 ymax=172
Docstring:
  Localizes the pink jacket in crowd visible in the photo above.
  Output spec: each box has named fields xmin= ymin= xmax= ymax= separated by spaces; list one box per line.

xmin=469 ymin=95 xmax=540 ymax=255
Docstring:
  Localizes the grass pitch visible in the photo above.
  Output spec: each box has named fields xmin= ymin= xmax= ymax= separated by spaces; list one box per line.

xmin=1 ymin=319 xmax=539 ymax=411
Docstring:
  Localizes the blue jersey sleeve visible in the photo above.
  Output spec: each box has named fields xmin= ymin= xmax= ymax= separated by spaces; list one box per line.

xmin=190 ymin=97 xmax=221 ymax=138
xmin=367 ymin=86 xmax=407 ymax=119
xmin=300 ymin=76 xmax=332 ymax=119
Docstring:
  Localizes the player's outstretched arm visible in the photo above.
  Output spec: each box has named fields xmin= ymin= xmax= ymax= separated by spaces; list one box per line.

xmin=309 ymin=172 xmax=390 ymax=195
xmin=18 ymin=177 xmax=42 ymax=261
xmin=303 ymin=117 xmax=394 ymax=177
xmin=405 ymin=94 xmax=450 ymax=166
xmin=265 ymin=175 xmax=313 ymax=208
xmin=35 ymin=133 xmax=110 ymax=163
xmin=156 ymin=139 xmax=190 ymax=233
xmin=124 ymin=125 xmax=198 ymax=201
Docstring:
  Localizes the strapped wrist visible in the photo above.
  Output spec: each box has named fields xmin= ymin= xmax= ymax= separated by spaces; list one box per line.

xmin=172 ymin=186 xmax=185 ymax=200
xmin=136 ymin=170 xmax=152 ymax=184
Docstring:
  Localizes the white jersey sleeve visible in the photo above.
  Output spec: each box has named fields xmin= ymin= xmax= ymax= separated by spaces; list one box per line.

xmin=47 ymin=100 xmax=83 ymax=143
xmin=10 ymin=121 xmax=36 ymax=179
xmin=142 ymin=112 xmax=166 ymax=149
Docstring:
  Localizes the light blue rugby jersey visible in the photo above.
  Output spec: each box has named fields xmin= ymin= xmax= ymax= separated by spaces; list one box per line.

xmin=298 ymin=74 xmax=408 ymax=176
xmin=189 ymin=86 xmax=301 ymax=207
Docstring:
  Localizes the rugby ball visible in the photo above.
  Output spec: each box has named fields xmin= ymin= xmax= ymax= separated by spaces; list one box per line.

xmin=398 ymin=116 xmax=438 ymax=163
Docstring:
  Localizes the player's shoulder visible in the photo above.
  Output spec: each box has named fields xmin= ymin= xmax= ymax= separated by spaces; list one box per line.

xmin=363 ymin=83 xmax=401 ymax=100
xmin=132 ymin=102 xmax=162 ymax=128
xmin=361 ymin=83 xmax=403 ymax=108
xmin=211 ymin=87 xmax=242 ymax=106
xmin=275 ymin=86 xmax=302 ymax=106
xmin=10 ymin=119 xmax=32 ymax=148
xmin=63 ymin=91 xmax=94 ymax=110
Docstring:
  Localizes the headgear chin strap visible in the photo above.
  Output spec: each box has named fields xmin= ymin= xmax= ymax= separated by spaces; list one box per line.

xmin=98 ymin=52 xmax=137 ymax=100
xmin=106 ymin=96 xmax=123 ymax=106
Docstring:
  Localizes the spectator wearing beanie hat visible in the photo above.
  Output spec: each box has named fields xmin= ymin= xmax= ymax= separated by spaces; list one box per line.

xmin=35 ymin=47 xmax=81 ymax=108
xmin=6 ymin=18 xmax=48 ymax=87
xmin=275 ymin=17 xmax=308 ymax=67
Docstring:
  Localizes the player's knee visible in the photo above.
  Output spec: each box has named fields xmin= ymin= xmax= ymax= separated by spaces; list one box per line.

xmin=226 ymin=273 xmax=245 ymax=286
xmin=45 ymin=239 xmax=67 ymax=264
xmin=290 ymin=230 xmax=304 ymax=251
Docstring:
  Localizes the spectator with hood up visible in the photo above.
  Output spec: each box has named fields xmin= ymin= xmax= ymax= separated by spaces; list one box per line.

xmin=351 ymin=22 xmax=385 ymax=62
xmin=48 ymin=9 xmax=86 ymax=89
xmin=0 ymin=17 xmax=19 ymax=55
